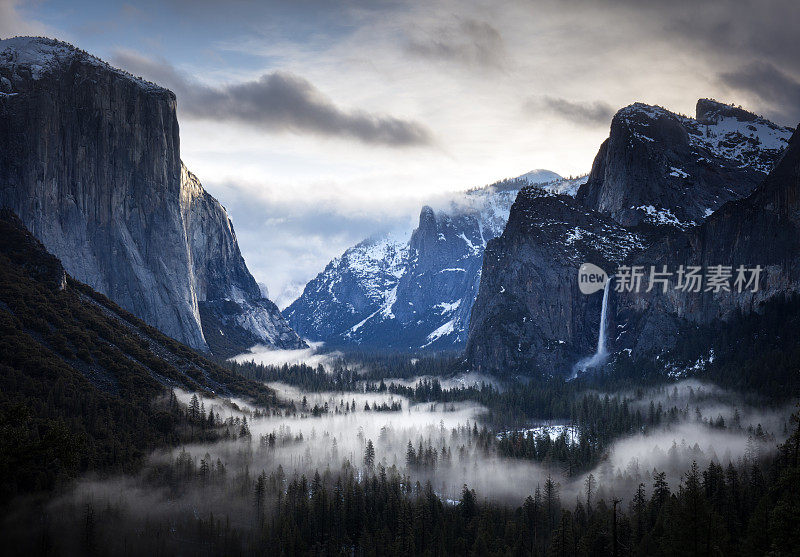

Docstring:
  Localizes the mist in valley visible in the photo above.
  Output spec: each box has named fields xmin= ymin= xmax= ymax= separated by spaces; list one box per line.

xmin=12 ymin=374 xmax=790 ymax=555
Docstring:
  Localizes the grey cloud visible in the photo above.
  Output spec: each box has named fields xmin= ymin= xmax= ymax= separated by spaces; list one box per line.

xmin=659 ymin=0 xmax=800 ymax=77
xmin=530 ymin=96 xmax=615 ymax=127
xmin=719 ymin=62 xmax=800 ymax=126
xmin=584 ymin=0 xmax=799 ymax=73
xmin=112 ymin=51 xmax=432 ymax=147
xmin=406 ymin=17 xmax=507 ymax=70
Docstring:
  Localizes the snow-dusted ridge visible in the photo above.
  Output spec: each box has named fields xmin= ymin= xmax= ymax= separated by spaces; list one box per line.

xmin=0 ymin=37 xmax=165 ymax=92
xmin=285 ymin=170 xmax=588 ymax=351
xmin=619 ymin=100 xmax=792 ymax=176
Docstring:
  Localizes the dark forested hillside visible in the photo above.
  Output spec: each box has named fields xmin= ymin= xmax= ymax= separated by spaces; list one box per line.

xmin=0 ymin=209 xmax=277 ymax=500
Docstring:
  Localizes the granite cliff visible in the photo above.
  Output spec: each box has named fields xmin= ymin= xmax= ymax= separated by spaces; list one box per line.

xmin=0 ymin=37 xmax=304 ymax=355
xmin=466 ymin=100 xmax=795 ymax=375
xmin=576 ymin=100 xmax=792 ymax=228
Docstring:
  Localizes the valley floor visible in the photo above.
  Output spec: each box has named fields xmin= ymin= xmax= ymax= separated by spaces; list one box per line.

xmin=3 ymin=351 xmax=798 ymax=556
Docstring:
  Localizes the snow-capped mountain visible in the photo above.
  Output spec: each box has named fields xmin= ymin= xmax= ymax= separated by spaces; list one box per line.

xmin=577 ymin=99 xmax=793 ymax=228
xmin=518 ymin=169 xmax=562 ymax=185
xmin=284 ymin=172 xmax=588 ymax=351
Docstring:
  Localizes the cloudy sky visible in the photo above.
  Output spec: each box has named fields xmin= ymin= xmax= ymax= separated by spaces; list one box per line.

xmin=3 ymin=0 xmax=799 ymax=307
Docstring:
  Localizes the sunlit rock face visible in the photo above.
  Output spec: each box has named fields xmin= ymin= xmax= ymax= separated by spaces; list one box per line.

xmin=0 ymin=37 xmax=304 ymax=354
xmin=180 ymin=164 xmax=306 ymax=356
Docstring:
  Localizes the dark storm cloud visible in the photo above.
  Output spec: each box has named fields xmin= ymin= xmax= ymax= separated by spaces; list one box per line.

xmin=406 ymin=18 xmax=507 ymax=70
xmin=719 ymin=62 xmax=800 ymax=125
xmin=112 ymin=51 xmax=432 ymax=147
xmin=657 ymin=0 xmax=800 ymax=75
xmin=568 ymin=0 xmax=800 ymax=125
xmin=529 ymin=97 xmax=615 ymax=127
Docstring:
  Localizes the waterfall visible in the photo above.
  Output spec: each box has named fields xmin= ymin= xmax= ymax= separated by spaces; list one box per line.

xmin=571 ymin=276 xmax=612 ymax=378
xmin=595 ymin=277 xmax=611 ymax=357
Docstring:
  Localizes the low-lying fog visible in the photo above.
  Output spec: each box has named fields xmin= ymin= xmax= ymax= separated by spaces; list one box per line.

xmin=55 ymin=378 xmax=792 ymax=525
xmin=231 ymin=342 xmax=341 ymax=369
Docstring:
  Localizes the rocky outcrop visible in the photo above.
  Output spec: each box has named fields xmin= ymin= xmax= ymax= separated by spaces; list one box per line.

xmin=464 ymin=187 xmax=646 ymax=374
xmin=614 ymin=123 xmax=800 ymax=355
xmin=0 ymin=37 xmax=304 ymax=354
xmin=180 ymin=164 xmax=306 ymax=356
xmin=576 ymin=100 xmax=792 ymax=228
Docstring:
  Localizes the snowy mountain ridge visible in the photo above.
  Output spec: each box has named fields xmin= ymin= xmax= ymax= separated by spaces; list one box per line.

xmin=576 ymin=99 xmax=793 ymax=230
xmin=284 ymin=171 xmax=584 ymax=350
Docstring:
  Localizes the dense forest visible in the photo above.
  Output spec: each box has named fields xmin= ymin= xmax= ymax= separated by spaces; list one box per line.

xmin=4 ymin=409 xmax=797 ymax=556
xmin=0 ymin=210 xmax=279 ymax=500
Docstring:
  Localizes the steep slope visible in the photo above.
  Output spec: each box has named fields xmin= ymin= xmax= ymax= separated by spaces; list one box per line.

xmin=0 ymin=209 xmax=277 ymax=498
xmin=464 ymin=187 xmax=645 ymax=374
xmin=284 ymin=233 xmax=410 ymax=344
xmin=285 ymin=173 xmax=588 ymax=351
xmin=0 ymin=37 xmax=303 ymax=355
xmin=465 ymin=100 xmax=797 ymax=376
xmin=180 ymin=164 xmax=305 ymax=356
xmin=614 ymin=123 xmax=800 ymax=355
xmin=576 ymin=99 xmax=792 ymax=228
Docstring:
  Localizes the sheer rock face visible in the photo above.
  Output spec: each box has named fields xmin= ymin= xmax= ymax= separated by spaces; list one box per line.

xmin=576 ymin=100 xmax=792 ymax=228
xmin=466 ymin=100 xmax=796 ymax=375
xmin=614 ymin=124 xmax=800 ymax=355
xmin=464 ymin=188 xmax=646 ymax=374
xmin=0 ymin=37 xmax=304 ymax=354
xmin=180 ymin=165 xmax=306 ymax=357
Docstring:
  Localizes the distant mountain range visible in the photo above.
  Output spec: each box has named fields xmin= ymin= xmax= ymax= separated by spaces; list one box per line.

xmin=284 ymin=172 xmax=589 ymax=351
xmin=0 ymin=37 xmax=304 ymax=357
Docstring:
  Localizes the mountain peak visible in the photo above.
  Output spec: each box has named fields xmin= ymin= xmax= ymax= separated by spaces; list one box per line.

xmin=419 ymin=205 xmax=436 ymax=226
xmin=578 ymin=97 xmax=792 ymax=228
xmin=0 ymin=36 xmax=166 ymax=93
xmin=519 ymin=169 xmax=562 ymax=185
xmin=615 ymin=102 xmax=674 ymax=122
xmin=695 ymin=98 xmax=759 ymax=125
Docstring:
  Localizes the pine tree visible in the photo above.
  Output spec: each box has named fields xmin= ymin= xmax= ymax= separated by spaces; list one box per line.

xmin=631 ymin=482 xmax=647 ymax=543
xmin=255 ymin=472 xmax=266 ymax=519
xmin=584 ymin=473 xmax=597 ymax=514
xmin=459 ymin=485 xmax=476 ymax=520
xmin=189 ymin=394 xmax=200 ymax=422
xmin=544 ymin=474 xmax=561 ymax=530
xmin=364 ymin=440 xmax=375 ymax=471
xmin=406 ymin=441 xmax=416 ymax=469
